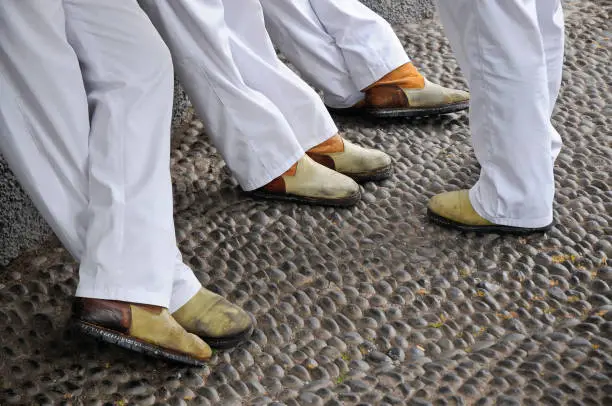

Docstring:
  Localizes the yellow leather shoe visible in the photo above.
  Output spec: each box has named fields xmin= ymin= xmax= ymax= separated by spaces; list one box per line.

xmin=72 ymin=299 xmax=212 ymax=366
xmin=328 ymin=63 xmax=469 ymax=118
xmin=427 ymin=190 xmax=553 ymax=235
xmin=307 ymin=134 xmax=393 ymax=182
xmin=173 ymin=288 xmax=253 ymax=349
xmin=250 ymin=155 xmax=361 ymax=207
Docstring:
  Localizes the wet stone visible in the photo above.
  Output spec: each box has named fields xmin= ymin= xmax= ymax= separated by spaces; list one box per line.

xmin=381 ymin=394 xmax=405 ymax=405
xmin=386 ymin=347 xmax=405 ymax=362
xmin=406 ymin=346 xmax=426 ymax=362
xmin=548 ymin=287 xmax=568 ymax=302
xmin=297 ymin=392 xmax=324 ymax=406
xmin=338 ymin=392 xmax=360 ymax=403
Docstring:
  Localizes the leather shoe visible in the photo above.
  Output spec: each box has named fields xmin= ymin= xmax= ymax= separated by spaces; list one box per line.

xmin=72 ymin=298 xmax=212 ymax=366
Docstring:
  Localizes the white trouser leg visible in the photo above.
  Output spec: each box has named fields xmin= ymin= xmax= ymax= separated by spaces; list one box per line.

xmin=261 ymin=0 xmax=410 ymax=108
xmin=65 ymin=0 xmax=183 ymax=306
xmin=223 ymin=0 xmax=338 ymax=151
xmin=0 ymin=0 xmax=193 ymax=307
xmin=437 ymin=0 xmax=557 ymax=228
xmin=537 ymin=0 xmax=565 ymax=162
xmin=139 ymin=0 xmax=306 ymax=191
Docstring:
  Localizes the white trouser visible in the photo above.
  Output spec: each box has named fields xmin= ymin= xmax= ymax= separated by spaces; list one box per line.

xmin=139 ymin=0 xmax=338 ymax=191
xmin=437 ymin=0 xmax=564 ymax=228
xmin=0 ymin=0 xmax=201 ymax=311
xmin=260 ymin=0 xmax=410 ymax=108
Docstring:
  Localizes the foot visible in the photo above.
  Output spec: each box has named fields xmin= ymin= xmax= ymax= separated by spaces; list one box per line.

xmin=307 ymin=134 xmax=393 ymax=182
xmin=250 ymin=155 xmax=361 ymax=207
xmin=328 ymin=63 xmax=469 ymax=118
xmin=173 ymin=288 xmax=253 ymax=349
xmin=427 ymin=190 xmax=553 ymax=235
xmin=72 ymin=298 xmax=212 ymax=366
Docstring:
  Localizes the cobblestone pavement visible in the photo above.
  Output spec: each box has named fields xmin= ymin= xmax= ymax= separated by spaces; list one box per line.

xmin=1 ymin=2 xmax=610 ymax=405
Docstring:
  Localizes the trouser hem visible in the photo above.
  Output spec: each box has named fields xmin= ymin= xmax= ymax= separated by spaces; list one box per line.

xmin=469 ymin=187 xmax=553 ymax=229
xmin=239 ymin=147 xmax=306 ymax=191
xmin=298 ymin=122 xmax=339 ymax=153
xmin=75 ymin=287 xmax=171 ymax=309
xmin=326 ymin=55 xmax=411 ymax=109
xmin=351 ymin=53 xmax=411 ymax=92
xmin=169 ymin=272 xmax=202 ymax=313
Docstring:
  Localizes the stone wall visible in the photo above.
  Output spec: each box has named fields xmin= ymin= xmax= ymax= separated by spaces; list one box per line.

xmin=361 ymin=0 xmax=435 ymax=23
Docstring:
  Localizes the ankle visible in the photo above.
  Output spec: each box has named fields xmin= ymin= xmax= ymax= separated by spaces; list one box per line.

xmin=308 ymin=134 xmax=344 ymax=154
xmin=363 ymin=63 xmax=425 ymax=91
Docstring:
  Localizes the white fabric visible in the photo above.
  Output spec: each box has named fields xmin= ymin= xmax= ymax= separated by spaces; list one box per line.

xmin=260 ymin=0 xmax=410 ymax=108
xmin=0 ymin=0 xmax=201 ymax=310
xmin=139 ymin=0 xmax=338 ymax=191
xmin=437 ymin=0 xmax=564 ymax=228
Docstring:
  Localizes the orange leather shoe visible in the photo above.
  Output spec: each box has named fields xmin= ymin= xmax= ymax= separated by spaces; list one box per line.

xmin=328 ymin=63 xmax=469 ymax=118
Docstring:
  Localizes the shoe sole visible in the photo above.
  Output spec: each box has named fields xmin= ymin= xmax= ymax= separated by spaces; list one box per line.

xmin=427 ymin=209 xmax=553 ymax=235
xmin=327 ymin=100 xmax=469 ymax=118
xmin=248 ymin=189 xmax=361 ymax=207
xmin=198 ymin=325 xmax=255 ymax=350
xmin=73 ymin=320 xmax=208 ymax=366
xmin=343 ymin=164 xmax=394 ymax=183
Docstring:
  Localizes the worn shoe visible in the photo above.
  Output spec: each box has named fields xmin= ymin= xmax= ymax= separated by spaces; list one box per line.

xmin=427 ymin=190 xmax=553 ymax=235
xmin=307 ymin=134 xmax=393 ymax=182
xmin=328 ymin=63 xmax=469 ymax=118
xmin=173 ymin=288 xmax=253 ymax=349
xmin=250 ymin=155 xmax=361 ymax=206
xmin=72 ymin=298 xmax=212 ymax=366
